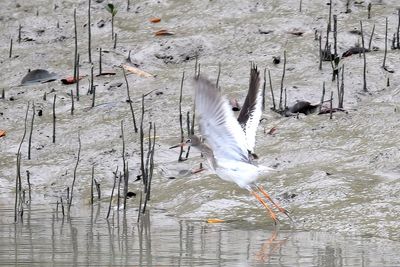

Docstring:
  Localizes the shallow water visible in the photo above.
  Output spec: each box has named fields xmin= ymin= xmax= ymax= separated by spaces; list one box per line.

xmin=1 ymin=0 xmax=400 ymax=265
xmin=1 ymin=199 xmax=399 ymax=267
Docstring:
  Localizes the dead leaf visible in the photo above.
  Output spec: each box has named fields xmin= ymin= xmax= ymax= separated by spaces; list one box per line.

xmin=96 ymin=72 xmax=116 ymax=77
xmin=149 ymin=17 xmax=161 ymax=23
xmin=154 ymin=29 xmax=174 ymax=36
xmin=206 ymin=218 xmax=225 ymax=223
xmin=122 ymin=65 xmax=154 ymax=78
xmin=61 ymin=75 xmax=86 ymax=85
xmin=0 ymin=130 xmax=6 ymax=138
xmin=287 ymin=30 xmax=304 ymax=36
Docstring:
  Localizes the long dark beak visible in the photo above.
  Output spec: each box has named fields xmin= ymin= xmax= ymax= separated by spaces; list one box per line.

xmin=169 ymin=142 xmax=187 ymax=149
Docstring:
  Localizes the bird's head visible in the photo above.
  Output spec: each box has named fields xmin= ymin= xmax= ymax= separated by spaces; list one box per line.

xmin=169 ymin=135 xmax=202 ymax=149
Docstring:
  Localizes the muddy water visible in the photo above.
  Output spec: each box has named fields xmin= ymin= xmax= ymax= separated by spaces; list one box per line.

xmin=1 ymin=0 xmax=400 ymax=265
xmin=0 ymin=201 xmax=399 ymax=266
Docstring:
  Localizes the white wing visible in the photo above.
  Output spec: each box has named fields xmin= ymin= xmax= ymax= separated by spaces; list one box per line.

xmin=237 ymin=64 xmax=262 ymax=153
xmin=194 ymin=76 xmax=250 ymax=163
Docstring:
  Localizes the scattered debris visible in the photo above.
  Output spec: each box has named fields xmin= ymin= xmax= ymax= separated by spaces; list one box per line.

xmin=149 ymin=17 xmax=161 ymax=23
xmin=206 ymin=218 xmax=225 ymax=223
xmin=61 ymin=75 xmax=86 ymax=85
xmin=258 ymin=29 xmax=273 ymax=34
xmin=154 ymin=29 xmax=174 ymax=36
xmin=122 ymin=64 xmax=154 ymax=78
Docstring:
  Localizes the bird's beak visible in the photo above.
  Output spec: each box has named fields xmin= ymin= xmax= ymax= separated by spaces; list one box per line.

xmin=169 ymin=142 xmax=187 ymax=149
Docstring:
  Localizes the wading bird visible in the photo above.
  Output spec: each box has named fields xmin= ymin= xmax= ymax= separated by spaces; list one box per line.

xmin=172 ymin=65 xmax=290 ymax=224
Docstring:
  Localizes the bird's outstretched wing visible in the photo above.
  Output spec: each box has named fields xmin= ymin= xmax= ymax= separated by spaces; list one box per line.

xmin=237 ymin=64 xmax=262 ymax=153
xmin=194 ymin=76 xmax=250 ymax=163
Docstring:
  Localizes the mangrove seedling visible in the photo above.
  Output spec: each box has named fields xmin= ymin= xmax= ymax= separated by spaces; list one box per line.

xmin=106 ymin=3 xmax=117 ymax=40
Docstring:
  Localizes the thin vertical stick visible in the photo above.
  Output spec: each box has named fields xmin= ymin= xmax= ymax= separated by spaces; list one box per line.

xmin=345 ymin=0 xmax=351 ymax=13
xmin=127 ymin=0 xmax=130 ymax=11
xmin=262 ymin=68 xmax=266 ymax=111
xmin=299 ymin=0 xmax=302 ymax=12
xmin=99 ymin=48 xmax=102 ymax=75
xmin=123 ymin=68 xmax=138 ymax=133
xmin=325 ymin=0 xmax=332 ymax=51
xmin=397 ymin=10 xmax=400 ymax=48
xmin=319 ymin=82 xmax=326 ymax=113
xmin=60 ymin=197 xmax=65 ymax=217
xmin=73 ymin=9 xmax=78 ymax=80
xmin=121 ymin=120 xmax=128 ymax=210
xmin=70 ymin=90 xmax=74 ymax=115
xmin=18 ymin=24 xmax=22 ymax=43
xmin=88 ymin=0 xmax=92 ymax=63
xmin=279 ymin=51 xmax=286 ymax=111
xmin=1 ymin=89 xmax=4 ymax=99
xmin=137 ymin=191 xmax=143 ymax=222
xmin=333 ymin=15 xmax=337 ymax=58
xmin=76 ymin=54 xmax=80 ymax=101
xmin=360 ymin=21 xmax=367 ymax=92
xmin=68 ymin=132 xmax=81 ymax=215
xmin=90 ymin=64 xmax=94 ymax=94
xmin=52 ymin=95 xmax=56 ymax=143
xmin=91 ymin=165 xmax=94 ymax=204
xmin=367 ymin=3 xmax=371 ymax=19
xmin=9 ymin=39 xmax=13 ymax=58
xmin=339 ymin=65 xmax=345 ymax=108
xmin=216 ymin=63 xmax=221 ymax=89
xmin=107 ymin=167 xmax=118 ymax=219
xmin=178 ymin=71 xmax=185 ymax=161
xmin=319 ymin=35 xmax=322 ymax=70
xmin=92 ymin=86 xmax=96 ymax=107
xmin=15 ymin=102 xmax=30 ymax=222
xmin=329 ymin=91 xmax=333 ymax=119
xmin=368 ymin=23 xmax=375 ymax=50
xmin=140 ymin=95 xmax=147 ymax=191
xmin=383 ymin=17 xmax=388 ymax=68
xmin=95 ymin=179 xmax=101 ymax=200
xmin=117 ymin=171 xmax=121 ymax=211
xmin=28 ymin=103 xmax=35 ymax=160
xmin=185 ymin=111 xmax=191 ymax=159
xmin=268 ymin=70 xmax=276 ymax=110
xmin=26 ymin=170 xmax=31 ymax=202
xmin=114 ymin=33 xmax=117 ymax=49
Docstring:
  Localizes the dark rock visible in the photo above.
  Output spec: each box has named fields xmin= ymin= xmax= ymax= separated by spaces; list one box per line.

xmin=21 ymin=69 xmax=57 ymax=85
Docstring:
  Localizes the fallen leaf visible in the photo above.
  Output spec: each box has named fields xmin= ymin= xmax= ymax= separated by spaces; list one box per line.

xmin=149 ymin=17 xmax=161 ymax=23
xmin=287 ymin=30 xmax=304 ymax=36
xmin=122 ymin=64 xmax=154 ymax=78
xmin=207 ymin=218 xmax=225 ymax=223
xmin=0 ymin=130 xmax=6 ymax=138
xmin=61 ymin=76 xmax=86 ymax=85
xmin=154 ymin=29 xmax=174 ymax=36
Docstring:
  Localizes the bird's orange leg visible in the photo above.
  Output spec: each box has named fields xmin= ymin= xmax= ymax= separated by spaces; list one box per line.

xmin=251 ymin=190 xmax=279 ymax=224
xmin=257 ymin=185 xmax=293 ymax=222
